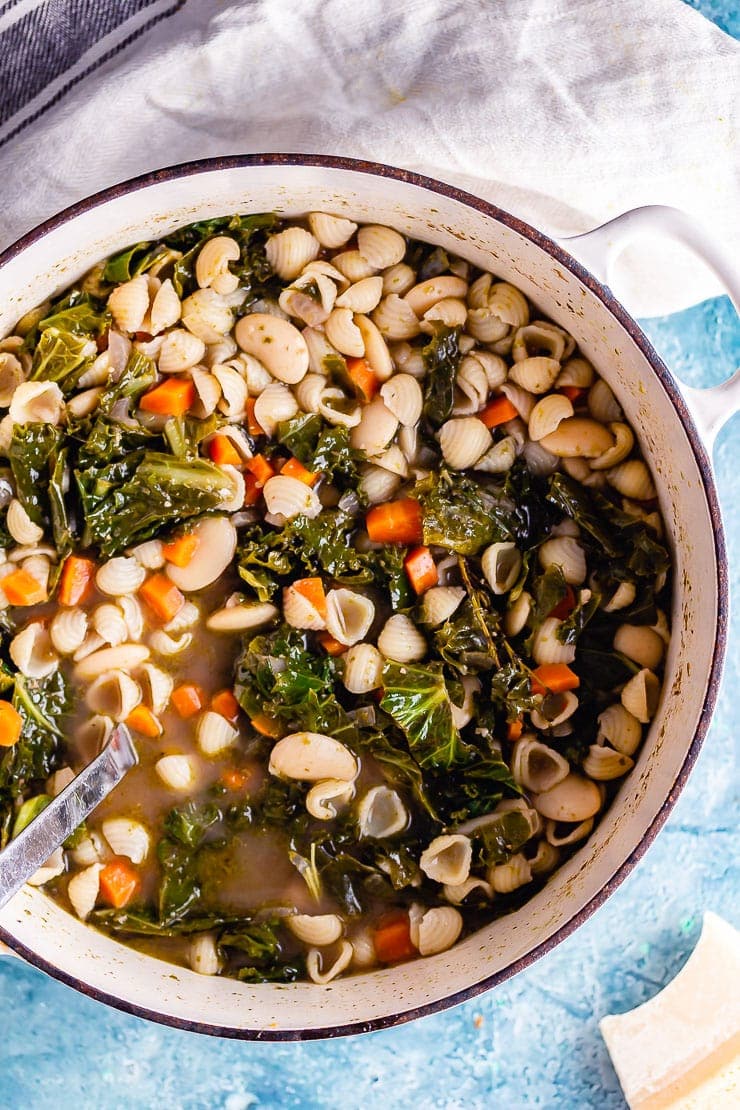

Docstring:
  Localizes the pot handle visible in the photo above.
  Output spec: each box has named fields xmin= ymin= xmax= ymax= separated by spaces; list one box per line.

xmin=560 ymin=205 xmax=740 ymax=451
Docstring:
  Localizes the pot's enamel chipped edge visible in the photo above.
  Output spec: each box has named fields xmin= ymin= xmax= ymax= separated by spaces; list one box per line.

xmin=0 ymin=155 xmax=733 ymax=1041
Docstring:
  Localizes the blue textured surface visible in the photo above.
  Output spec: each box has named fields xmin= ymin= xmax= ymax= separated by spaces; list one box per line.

xmin=1 ymin=9 xmax=739 ymax=1109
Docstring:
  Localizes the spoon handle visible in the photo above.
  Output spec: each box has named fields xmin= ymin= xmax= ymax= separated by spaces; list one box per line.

xmin=0 ymin=724 xmax=138 ymax=912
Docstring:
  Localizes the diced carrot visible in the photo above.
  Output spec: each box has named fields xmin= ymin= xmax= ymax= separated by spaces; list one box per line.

xmin=243 ymin=471 xmax=262 ymax=506
xmin=479 ymin=395 xmax=518 ymax=428
xmin=404 ymin=545 xmax=438 ymax=595
xmin=373 ymin=914 xmax=417 ymax=963
xmin=220 ymin=767 xmax=252 ymax=791
xmin=171 ymin=683 xmax=204 ymax=719
xmin=0 ymin=702 xmax=23 ymax=748
xmin=292 ymin=577 xmax=327 ymax=618
xmin=98 ymin=858 xmax=141 ymax=909
xmin=345 ymin=356 xmax=379 ymax=401
xmin=125 ymin=704 xmax=162 ymax=738
xmin=96 ymin=330 xmax=109 ymax=353
xmin=58 ymin=555 xmax=96 ymax=607
xmin=281 ymin=457 xmax=318 ymax=486
xmin=2 ymin=568 xmax=46 ymax=607
xmin=139 ymin=377 xmax=195 ymax=416
xmin=549 ymin=585 xmax=576 ymax=621
xmin=317 ymin=631 xmax=346 ymax=657
xmin=208 ymin=436 xmax=243 ymax=468
xmin=161 ymin=532 xmax=199 ymax=568
xmin=531 ymin=663 xmax=580 ymax=696
xmin=211 ymin=689 xmax=240 ymax=724
xmin=250 ymin=713 xmax=282 ymax=738
xmin=366 ymin=499 xmax=423 ymax=546
xmin=245 ymin=454 xmax=275 ymax=488
xmin=507 ymin=717 xmax=524 ymax=742
xmin=246 ymin=397 xmax=264 ymax=436
xmin=560 ymin=386 xmax=585 ymax=403
xmin=139 ymin=573 xmax=185 ymax=623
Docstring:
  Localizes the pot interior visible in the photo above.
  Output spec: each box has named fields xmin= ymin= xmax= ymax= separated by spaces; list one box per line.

xmin=0 ymin=160 xmax=721 ymax=1037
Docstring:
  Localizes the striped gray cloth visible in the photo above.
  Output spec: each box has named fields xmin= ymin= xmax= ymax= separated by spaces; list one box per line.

xmin=0 ymin=0 xmax=183 ymax=148
xmin=0 ymin=0 xmax=737 ymax=318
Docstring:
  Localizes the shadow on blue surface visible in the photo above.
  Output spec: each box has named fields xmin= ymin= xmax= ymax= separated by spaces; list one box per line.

xmin=0 ymin=294 xmax=738 ymax=1110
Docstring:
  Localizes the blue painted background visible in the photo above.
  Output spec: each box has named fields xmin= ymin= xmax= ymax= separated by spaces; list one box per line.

xmin=1 ymin=5 xmax=738 ymax=1107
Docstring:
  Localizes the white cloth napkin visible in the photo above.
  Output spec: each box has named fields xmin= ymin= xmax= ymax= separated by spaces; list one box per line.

xmin=0 ymin=0 xmax=737 ymax=317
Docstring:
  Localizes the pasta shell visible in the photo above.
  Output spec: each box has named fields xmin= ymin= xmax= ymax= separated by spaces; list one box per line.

xmin=389 ymin=341 xmax=425 ymax=378
xmin=279 ymin=280 xmax=334 ymax=328
xmin=325 ymin=588 xmax=375 ymax=646
xmin=532 ymin=773 xmax=602 ymax=822
xmin=504 ymin=589 xmax=532 ymax=637
xmin=450 ymin=674 xmax=480 ymax=729
xmin=212 ymin=363 xmax=248 ymax=418
xmin=307 ymin=211 xmax=357 ymax=249
xmin=288 ymin=914 xmax=344 ymax=946
xmin=253 ymin=381 xmax=299 ymax=437
xmin=131 ymin=539 xmax=165 ymax=570
xmin=439 ymin=416 xmax=492 ymax=469
xmin=398 ymin=424 xmax=419 ymax=464
xmin=138 ymin=662 xmax=173 ymax=716
xmin=306 ymin=940 xmax=353 ymax=984
xmin=66 ymin=386 xmax=104 ymax=418
xmin=149 ymin=278 xmax=182 ymax=335
xmin=0 ymin=352 xmax=24 ymax=406
xmin=156 ymin=754 xmax=197 ymax=791
xmin=500 ymin=384 xmax=534 ymax=425
xmin=10 ymin=622 xmax=57 ymax=679
xmin=207 ymin=601 xmax=278 ymax=632
xmin=101 ymin=817 xmax=150 ymax=864
xmin=7 ymin=499 xmax=43 ymax=545
xmin=9 ymin=381 xmax=64 ymax=425
xmin=283 ymin=585 xmax=326 ymax=631
xmin=528 ymin=393 xmax=574 ymax=441
xmin=588 ymin=378 xmax=623 ymax=423
xmin=96 ymin=557 xmax=146 ymax=596
xmin=195 ymin=236 xmax=240 ymax=292
xmin=489 ymin=853 xmax=533 ymax=894
xmin=86 ymin=670 xmax=141 ymax=722
xmin=546 ymin=817 xmax=595 ymax=846
xmin=27 ymin=847 xmax=65 ymax=887
xmin=443 ymin=878 xmax=493 ymax=905
xmin=538 ymin=536 xmax=587 ymax=585
xmin=181 ymin=289 xmax=233 ymax=343
xmin=189 ymin=932 xmax=221 ymax=976
xmin=382 ymin=263 xmax=416 ymax=296
xmin=108 ymin=274 xmax=149 ymax=333
xmin=324 ymin=307 xmax=365 ymax=358
xmin=331 ymin=250 xmax=377 ymax=283
xmin=342 ymin=643 xmax=384 ymax=693
xmin=620 ymin=668 xmax=661 ymax=723
xmin=404 ymin=276 xmax=469 ymax=316
xmin=350 ymin=397 xmax=399 ymax=454
xmin=487 ymin=282 xmax=530 ymax=327
xmin=589 ymin=422 xmax=634 ymax=470
xmin=92 ymin=603 xmax=129 ymax=647
xmin=539 ymin=417 xmax=615 ymax=458
xmin=70 ymin=832 xmax=107 ymax=867
xmin=67 ymin=863 xmax=102 ymax=921
xmin=378 ymin=613 xmax=426 ymax=663
xmin=265 ymin=227 xmax=320 ymax=281
xmin=166 ymin=517 xmax=237 ymax=592
xmin=74 ymin=643 xmax=150 ymax=682
xmin=372 ymin=294 xmax=421 ymax=340
xmin=164 ymin=600 xmax=199 ymax=634
xmin=530 ymin=688 xmax=578 ymax=730
xmin=453 ymin=356 xmax=489 ymax=415
xmin=372 ymin=444 xmax=408 ymax=477
xmin=607 ymin=459 xmax=657 ymax=500
xmin=357 ymin=225 xmax=406 ymax=269
xmin=474 ymin=436 xmax=517 ymax=474
xmin=509 ymin=356 xmax=561 ymax=394
xmin=419 ymin=585 xmax=466 ymax=627
xmin=149 ymin=630 xmax=193 ymax=656
xmin=482 ymin=541 xmax=522 ymax=595
xmin=76 ymin=716 xmax=113 ymax=764
xmin=613 ymin=623 xmax=665 ymax=670
xmin=466 ymin=306 xmax=510 ymax=344
xmin=380 ymin=373 xmax=423 ymax=427
xmin=157 ymin=327 xmax=205 ymax=373
xmin=317 ymin=387 xmax=361 ymax=428
xmin=305 ymin=778 xmax=356 ymax=820
xmin=529 ymin=839 xmax=561 ymax=873
xmin=522 ymin=438 xmax=559 ymax=477
xmin=295 ymin=372 xmax=327 ymax=414
xmin=420 ymin=834 xmax=472 ymax=886
xmin=197 ymin=710 xmax=239 ymax=756
xmin=512 ymin=737 xmax=570 ymax=793
xmin=235 ymin=313 xmax=309 ymax=384
xmin=47 ymin=766 xmax=74 ymax=797
xmin=263 ymin=474 xmax=322 ymax=520
xmin=582 ymin=744 xmax=635 ymax=781
xmin=358 ymin=464 xmax=401 ymax=504
xmin=357 ymin=785 xmax=408 ymax=838
xmin=269 ymin=731 xmax=358 ymax=782
xmin=511 ymin=321 xmax=568 ymax=362
xmin=205 ymin=335 xmax=238 ymax=367
xmin=532 ymin=617 xmax=576 ymax=666
xmin=335 ymin=276 xmax=383 ymax=314
xmin=597 ymin=703 xmax=642 ymax=756
xmin=415 ymin=906 xmax=463 ymax=957
xmin=557 ymin=357 xmax=594 ymax=389
xmin=355 ymin=314 xmax=395 ymax=380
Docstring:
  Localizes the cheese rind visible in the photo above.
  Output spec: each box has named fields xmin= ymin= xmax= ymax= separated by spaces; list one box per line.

xmin=600 ymin=912 xmax=740 ymax=1109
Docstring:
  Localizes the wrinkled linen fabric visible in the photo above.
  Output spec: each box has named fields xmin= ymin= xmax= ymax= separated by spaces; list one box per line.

xmin=0 ymin=0 xmax=737 ymax=316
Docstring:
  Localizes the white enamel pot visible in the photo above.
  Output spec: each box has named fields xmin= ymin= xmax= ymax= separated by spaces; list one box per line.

xmin=0 ymin=156 xmax=738 ymax=1039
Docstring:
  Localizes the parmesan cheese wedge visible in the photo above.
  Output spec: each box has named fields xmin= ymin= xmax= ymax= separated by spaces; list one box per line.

xmin=600 ymin=912 xmax=740 ymax=1109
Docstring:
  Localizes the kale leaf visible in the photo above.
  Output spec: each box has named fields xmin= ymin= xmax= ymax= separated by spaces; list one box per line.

xmin=8 ymin=422 xmax=64 ymax=530
xmin=380 ymin=661 xmax=467 ymax=770
xmin=416 ymin=470 xmax=512 ymax=555
xmin=422 ymin=325 xmax=462 ymax=426
xmin=29 ymin=327 xmax=94 ymax=393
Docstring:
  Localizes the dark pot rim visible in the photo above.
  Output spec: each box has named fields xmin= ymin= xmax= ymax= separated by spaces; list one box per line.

xmin=0 ymin=153 xmax=728 ymax=1041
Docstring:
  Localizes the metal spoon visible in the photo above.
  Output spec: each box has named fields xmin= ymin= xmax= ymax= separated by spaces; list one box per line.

xmin=0 ymin=724 xmax=138 ymax=912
